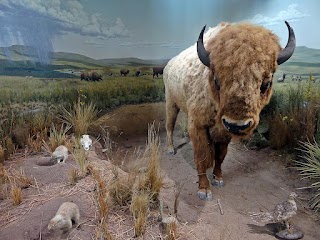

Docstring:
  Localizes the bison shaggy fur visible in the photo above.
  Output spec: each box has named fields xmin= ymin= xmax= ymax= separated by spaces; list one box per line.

xmin=163 ymin=22 xmax=295 ymax=201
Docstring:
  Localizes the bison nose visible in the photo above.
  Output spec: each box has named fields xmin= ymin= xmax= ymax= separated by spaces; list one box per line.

xmin=221 ymin=117 xmax=253 ymax=134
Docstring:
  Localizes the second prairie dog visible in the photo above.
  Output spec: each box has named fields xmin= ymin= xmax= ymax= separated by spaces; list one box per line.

xmin=52 ymin=145 xmax=68 ymax=164
xmin=48 ymin=202 xmax=80 ymax=232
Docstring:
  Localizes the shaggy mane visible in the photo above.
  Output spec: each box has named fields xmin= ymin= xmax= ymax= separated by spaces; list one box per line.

xmin=207 ymin=22 xmax=281 ymax=82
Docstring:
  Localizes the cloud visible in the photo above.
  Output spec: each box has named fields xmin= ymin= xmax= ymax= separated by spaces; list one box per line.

xmin=0 ymin=0 xmax=130 ymax=38
xmin=0 ymin=0 xmax=130 ymax=63
xmin=120 ymin=42 xmax=181 ymax=49
xmin=83 ymin=39 xmax=105 ymax=48
xmin=249 ymin=4 xmax=309 ymax=26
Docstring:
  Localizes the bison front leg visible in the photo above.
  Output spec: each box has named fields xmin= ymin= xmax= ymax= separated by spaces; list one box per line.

xmin=212 ymin=141 xmax=230 ymax=187
xmin=165 ymin=101 xmax=180 ymax=155
xmin=189 ymin=126 xmax=214 ymax=201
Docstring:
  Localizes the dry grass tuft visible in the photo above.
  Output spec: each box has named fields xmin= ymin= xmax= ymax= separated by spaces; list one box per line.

xmin=4 ymin=136 xmax=14 ymax=158
xmin=47 ymin=123 xmax=71 ymax=152
xmin=13 ymin=168 xmax=33 ymax=188
xmin=0 ymin=164 xmax=8 ymax=199
xmin=27 ymin=133 xmax=43 ymax=153
xmin=72 ymin=146 xmax=89 ymax=177
xmin=0 ymin=164 xmax=8 ymax=183
xmin=92 ymin=169 xmax=113 ymax=240
xmin=101 ymin=129 xmax=114 ymax=160
xmin=92 ymin=169 xmax=109 ymax=221
xmin=138 ymin=123 xmax=164 ymax=205
xmin=95 ymin=219 xmax=113 ymax=240
xmin=60 ymin=98 xmax=98 ymax=137
xmin=130 ymin=192 xmax=149 ymax=237
xmin=109 ymin=166 xmax=135 ymax=207
xmin=10 ymin=184 xmax=22 ymax=205
xmin=68 ymin=168 xmax=80 ymax=185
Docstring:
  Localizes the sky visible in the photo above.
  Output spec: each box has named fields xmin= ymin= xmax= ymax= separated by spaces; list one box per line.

xmin=0 ymin=0 xmax=318 ymax=63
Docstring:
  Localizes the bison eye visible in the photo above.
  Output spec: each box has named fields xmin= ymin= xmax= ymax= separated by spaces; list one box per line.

xmin=260 ymin=81 xmax=272 ymax=94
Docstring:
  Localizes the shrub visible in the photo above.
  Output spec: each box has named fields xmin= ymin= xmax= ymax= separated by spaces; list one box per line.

xmin=268 ymin=85 xmax=319 ymax=150
xmin=295 ymin=140 xmax=320 ymax=212
xmin=61 ymin=97 xmax=98 ymax=137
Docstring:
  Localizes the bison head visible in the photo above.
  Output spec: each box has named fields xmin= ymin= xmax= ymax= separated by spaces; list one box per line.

xmin=197 ymin=21 xmax=295 ymax=137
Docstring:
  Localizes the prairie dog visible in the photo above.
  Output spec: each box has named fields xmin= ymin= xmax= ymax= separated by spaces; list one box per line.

xmin=52 ymin=145 xmax=68 ymax=164
xmin=48 ymin=202 xmax=80 ymax=232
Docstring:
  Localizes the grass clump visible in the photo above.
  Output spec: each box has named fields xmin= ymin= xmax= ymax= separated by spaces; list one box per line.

xmin=91 ymin=168 xmax=113 ymax=240
xmin=138 ymin=123 xmax=164 ymax=205
xmin=10 ymin=184 xmax=22 ymax=205
xmin=68 ymin=168 xmax=81 ymax=186
xmin=296 ymin=140 xmax=320 ymax=212
xmin=48 ymin=123 xmax=71 ymax=152
xmin=12 ymin=168 xmax=33 ymax=189
xmin=109 ymin=167 xmax=135 ymax=207
xmin=267 ymin=85 xmax=319 ymax=150
xmin=61 ymin=93 xmax=98 ymax=137
xmin=130 ymin=192 xmax=149 ymax=237
xmin=72 ymin=146 xmax=89 ymax=177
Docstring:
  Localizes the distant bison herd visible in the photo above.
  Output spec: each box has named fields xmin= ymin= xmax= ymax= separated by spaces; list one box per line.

xmin=80 ymin=66 xmax=166 ymax=81
xmin=80 ymin=71 xmax=103 ymax=81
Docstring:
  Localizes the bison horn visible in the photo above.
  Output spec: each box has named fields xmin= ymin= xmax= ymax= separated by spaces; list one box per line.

xmin=277 ymin=21 xmax=296 ymax=65
xmin=197 ymin=25 xmax=211 ymax=67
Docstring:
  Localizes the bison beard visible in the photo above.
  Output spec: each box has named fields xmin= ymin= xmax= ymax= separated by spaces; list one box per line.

xmin=164 ymin=21 xmax=295 ymax=201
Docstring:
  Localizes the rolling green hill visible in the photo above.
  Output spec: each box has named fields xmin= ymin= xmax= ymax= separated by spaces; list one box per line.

xmin=0 ymin=44 xmax=318 ymax=78
xmin=277 ymin=46 xmax=320 ymax=79
xmin=0 ymin=45 xmax=170 ymax=69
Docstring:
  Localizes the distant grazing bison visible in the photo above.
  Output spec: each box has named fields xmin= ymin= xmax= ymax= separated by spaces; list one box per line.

xmin=80 ymin=71 xmax=102 ymax=81
xmin=135 ymin=70 xmax=141 ymax=77
xmin=120 ymin=69 xmax=130 ymax=76
xmin=80 ymin=72 xmax=89 ymax=81
xmin=164 ymin=21 xmax=295 ymax=201
xmin=153 ymin=66 xmax=165 ymax=78
xmin=91 ymin=71 xmax=103 ymax=81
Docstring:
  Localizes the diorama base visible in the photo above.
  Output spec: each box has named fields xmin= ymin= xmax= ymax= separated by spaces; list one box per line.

xmin=275 ymin=225 xmax=304 ymax=240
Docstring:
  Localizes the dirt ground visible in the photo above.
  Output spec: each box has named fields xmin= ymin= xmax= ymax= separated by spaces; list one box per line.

xmin=0 ymin=102 xmax=319 ymax=240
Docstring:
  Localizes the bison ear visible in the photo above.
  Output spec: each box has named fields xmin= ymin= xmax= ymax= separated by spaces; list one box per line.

xmin=277 ymin=21 xmax=296 ymax=65
xmin=197 ymin=25 xmax=211 ymax=67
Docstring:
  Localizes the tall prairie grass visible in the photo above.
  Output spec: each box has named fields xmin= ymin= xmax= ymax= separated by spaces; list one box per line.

xmin=266 ymin=83 xmax=319 ymax=150
xmin=0 ymin=76 xmax=165 ymax=110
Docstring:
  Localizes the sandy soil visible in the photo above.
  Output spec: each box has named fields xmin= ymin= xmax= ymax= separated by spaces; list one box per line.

xmin=0 ymin=102 xmax=319 ymax=240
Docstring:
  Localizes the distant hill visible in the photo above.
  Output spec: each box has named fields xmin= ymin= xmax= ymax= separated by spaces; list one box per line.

xmin=0 ymin=44 xmax=318 ymax=78
xmin=98 ymin=57 xmax=169 ymax=66
xmin=287 ymin=46 xmax=320 ymax=63
xmin=277 ymin=46 xmax=320 ymax=77
xmin=0 ymin=45 xmax=170 ymax=68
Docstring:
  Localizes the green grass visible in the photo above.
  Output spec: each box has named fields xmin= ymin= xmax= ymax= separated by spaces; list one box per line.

xmin=0 ymin=74 xmax=165 ymax=110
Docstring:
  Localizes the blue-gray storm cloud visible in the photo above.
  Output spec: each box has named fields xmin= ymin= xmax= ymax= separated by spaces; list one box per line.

xmin=0 ymin=0 xmax=130 ymax=64
xmin=0 ymin=3 xmax=57 ymax=64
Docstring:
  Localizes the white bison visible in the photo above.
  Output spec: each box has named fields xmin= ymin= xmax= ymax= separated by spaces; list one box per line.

xmin=164 ymin=21 xmax=295 ymax=200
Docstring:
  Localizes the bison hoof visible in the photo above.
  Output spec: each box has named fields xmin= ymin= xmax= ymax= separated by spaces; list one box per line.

xmin=167 ymin=147 xmax=175 ymax=155
xmin=197 ymin=189 xmax=213 ymax=201
xmin=212 ymin=178 xmax=224 ymax=188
